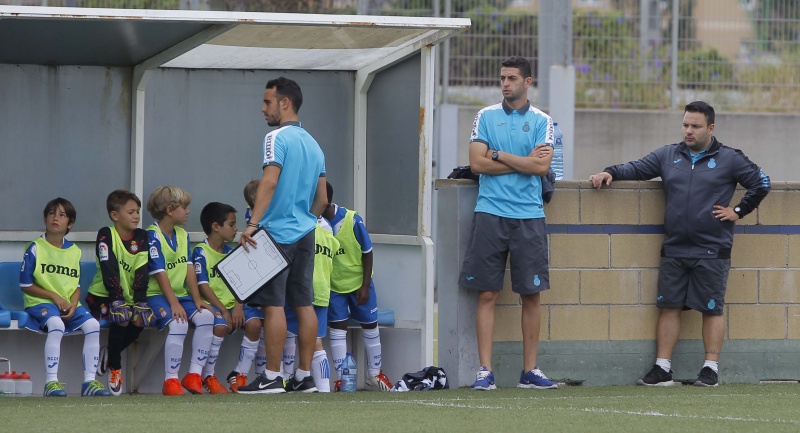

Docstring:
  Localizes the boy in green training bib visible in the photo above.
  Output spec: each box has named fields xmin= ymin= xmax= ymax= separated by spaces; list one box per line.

xmin=282 ymin=216 xmax=339 ymax=392
xmin=85 ymin=189 xmax=154 ymax=396
xmin=322 ymin=182 xmax=393 ymax=391
xmin=192 ymin=201 xmax=265 ymax=393
xmin=20 ymin=198 xmax=111 ymax=397
xmin=145 ymin=186 xmax=216 ymax=396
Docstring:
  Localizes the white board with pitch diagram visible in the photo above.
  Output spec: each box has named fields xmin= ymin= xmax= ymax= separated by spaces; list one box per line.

xmin=215 ymin=228 xmax=290 ymax=303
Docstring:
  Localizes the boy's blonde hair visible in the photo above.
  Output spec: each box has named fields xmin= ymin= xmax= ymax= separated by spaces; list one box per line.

xmin=243 ymin=179 xmax=259 ymax=209
xmin=147 ymin=186 xmax=192 ymax=220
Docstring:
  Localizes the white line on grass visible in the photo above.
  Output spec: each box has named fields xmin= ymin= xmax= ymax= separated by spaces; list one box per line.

xmin=582 ymin=408 xmax=800 ymax=424
xmin=411 ymin=401 xmax=503 ymax=409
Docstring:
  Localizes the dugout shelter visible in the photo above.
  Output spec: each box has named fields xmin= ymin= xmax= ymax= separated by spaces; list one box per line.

xmin=0 ymin=5 xmax=468 ymax=394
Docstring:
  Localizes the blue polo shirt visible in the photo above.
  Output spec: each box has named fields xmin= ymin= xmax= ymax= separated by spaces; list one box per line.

xmin=260 ymin=121 xmax=326 ymax=244
xmin=470 ymin=101 xmax=553 ymax=219
xmin=690 ymin=149 xmax=708 ymax=164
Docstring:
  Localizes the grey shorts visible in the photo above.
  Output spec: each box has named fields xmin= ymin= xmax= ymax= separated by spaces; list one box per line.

xmin=458 ymin=212 xmax=549 ymax=295
xmin=657 ymin=257 xmax=730 ymax=315
xmin=248 ymin=230 xmax=315 ymax=308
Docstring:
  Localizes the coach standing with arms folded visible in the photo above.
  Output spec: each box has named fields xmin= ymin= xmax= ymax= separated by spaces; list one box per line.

xmin=238 ymin=77 xmax=327 ymax=394
xmin=590 ymin=101 xmax=770 ymax=387
xmin=459 ymin=56 xmax=558 ymax=391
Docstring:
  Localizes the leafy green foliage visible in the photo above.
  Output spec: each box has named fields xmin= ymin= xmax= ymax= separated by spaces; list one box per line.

xmin=678 ymin=48 xmax=735 ymax=88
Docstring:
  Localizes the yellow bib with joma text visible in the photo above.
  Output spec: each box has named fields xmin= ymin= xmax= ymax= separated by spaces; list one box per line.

xmin=330 ymin=210 xmax=372 ymax=294
xmin=146 ymin=225 xmax=190 ymax=297
xmin=23 ymin=237 xmax=81 ymax=309
xmin=313 ymin=222 xmax=339 ymax=306
xmin=196 ymin=242 xmax=235 ymax=310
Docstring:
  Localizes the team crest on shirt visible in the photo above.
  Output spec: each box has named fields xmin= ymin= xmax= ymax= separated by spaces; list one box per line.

xmin=708 ymin=158 xmax=717 ymax=169
xmin=98 ymin=242 xmax=109 ymax=261
xmin=101 ymin=304 xmax=108 ymax=315
xmin=41 ymin=308 xmax=48 ymax=317
xmin=522 ymin=122 xmax=530 ymax=132
xmin=130 ymin=240 xmax=139 ymax=253
xmin=159 ymin=308 xmax=167 ymax=318
xmin=149 ymin=246 xmax=159 ymax=259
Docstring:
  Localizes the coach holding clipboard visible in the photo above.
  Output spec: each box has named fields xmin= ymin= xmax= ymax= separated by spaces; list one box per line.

xmin=237 ymin=77 xmax=328 ymax=394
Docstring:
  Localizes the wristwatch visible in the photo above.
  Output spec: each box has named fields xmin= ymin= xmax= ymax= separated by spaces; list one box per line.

xmin=491 ymin=150 xmax=499 ymax=161
xmin=734 ymin=206 xmax=743 ymax=218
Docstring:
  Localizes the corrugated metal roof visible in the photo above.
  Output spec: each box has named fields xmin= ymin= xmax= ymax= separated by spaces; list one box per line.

xmin=0 ymin=6 xmax=469 ymax=70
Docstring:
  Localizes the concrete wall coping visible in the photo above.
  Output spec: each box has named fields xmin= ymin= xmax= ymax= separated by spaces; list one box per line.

xmin=436 ymin=179 xmax=800 ymax=191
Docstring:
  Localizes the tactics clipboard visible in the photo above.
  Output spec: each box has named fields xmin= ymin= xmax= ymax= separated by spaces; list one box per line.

xmin=215 ymin=227 xmax=290 ymax=303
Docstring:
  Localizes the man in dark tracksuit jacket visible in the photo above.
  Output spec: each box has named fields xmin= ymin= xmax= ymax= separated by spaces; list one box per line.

xmin=590 ymin=101 xmax=770 ymax=387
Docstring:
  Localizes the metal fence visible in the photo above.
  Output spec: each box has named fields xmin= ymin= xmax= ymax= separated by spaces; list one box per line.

xmin=3 ymin=0 xmax=799 ymax=111
xmin=384 ymin=0 xmax=800 ymax=112
xmin=570 ymin=0 xmax=800 ymax=111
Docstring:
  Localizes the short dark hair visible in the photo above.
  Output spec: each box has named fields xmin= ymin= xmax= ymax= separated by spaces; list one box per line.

xmin=501 ymin=56 xmax=532 ymax=79
xmin=326 ymin=181 xmax=334 ymax=203
xmin=200 ymin=202 xmax=237 ymax=235
xmin=106 ymin=189 xmax=141 ymax=215
xmin=266 ymin=76 xmax=303 ymax=113
xmin=43 ymin=197 xmax=76 ymax=235
xmin=243 ymin=179 xmax=259 ymax=209
xmin=684 ymin=101 xmax=715 ymax=126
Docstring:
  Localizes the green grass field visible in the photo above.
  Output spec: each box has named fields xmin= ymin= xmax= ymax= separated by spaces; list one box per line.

xmin=3 ymin=384 xmax=800 ymax=432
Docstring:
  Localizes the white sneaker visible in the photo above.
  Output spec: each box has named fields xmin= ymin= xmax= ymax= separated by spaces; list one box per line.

xmin=365 ymin=370 xmax=393 ymax=391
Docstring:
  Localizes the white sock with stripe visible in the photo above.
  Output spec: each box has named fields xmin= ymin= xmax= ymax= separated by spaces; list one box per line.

xmin=329 ymin=328 xmax=347 ymax=380
xmin=235 ymin=336 xmax=259 ymax=375
xmin=282 ymin=331 xmax=297 ymax=379
xmin=189 ymin=310 xmax=215 ymax=375
xmin=80 ymin=319 xmax=101 ymax=382
xmin=165 ymin=320 xmax=188 ymax=380
xmin=202 ymin=335 xmax=224 ymax=378
xmin=363 ymin=327 xmax=382 ymax=376
xmin=44 ymin=316 xmax=65 ymax=383
xmin=255 ymin=332 xmax=267 ymax=375
xmin=311 ymin=349 xmax=331 ymax=392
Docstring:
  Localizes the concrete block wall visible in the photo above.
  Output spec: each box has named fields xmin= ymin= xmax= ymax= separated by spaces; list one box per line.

xmin=436 ymin=179 xmax=800 ymax=387
xmin=450 ymin=108 xmax=800 ymax=181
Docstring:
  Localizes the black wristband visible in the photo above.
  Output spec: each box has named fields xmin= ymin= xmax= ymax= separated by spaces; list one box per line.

xmin=247 ymin=223 xmax=259 ymax=228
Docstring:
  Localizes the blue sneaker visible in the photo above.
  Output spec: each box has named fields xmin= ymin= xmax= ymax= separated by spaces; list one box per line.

xmin=517 ymin=367 xmax=558 ymax=389
xmin=471 ymin=366 xmax=496 ymax=390
xmin=81 ymin=380 xmax=112 ymax=396
xmin=44 ymin=381 xmax=67 ymax=397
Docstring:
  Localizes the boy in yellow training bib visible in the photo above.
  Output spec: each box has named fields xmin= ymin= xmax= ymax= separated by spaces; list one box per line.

xmin=86 ymin=190 xmax=154 ymax=396
xmin=145 ymin=186 xmax=216 ymax=396
xmin=20 ymin=198 xmax=111 ymax=397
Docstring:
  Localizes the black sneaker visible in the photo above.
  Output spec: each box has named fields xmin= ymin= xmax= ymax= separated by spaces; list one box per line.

xmin=637 ymin=364 xmax=675 ymax=386
xmin=693 ymin=366 xmax=719 ymax=387
xmin=237 ymin=372 xmax=286 ymax=394
xmin=285 ymin=375 xmax=318 ymax=393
